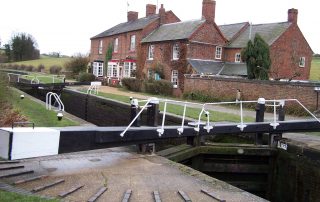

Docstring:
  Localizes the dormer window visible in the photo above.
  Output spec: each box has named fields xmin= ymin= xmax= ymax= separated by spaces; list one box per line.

xmin=215 ymin=46 xmax=222 ymax=59
xmin=172 ymin=44 xmax=180 ymax=60
xmin=98 ymin=40 xmax=103 ymax=55
xmin=114 ymin=38 xmax=119 ymax=53
xmin=148 ymin=45 xmax=154 ymax=60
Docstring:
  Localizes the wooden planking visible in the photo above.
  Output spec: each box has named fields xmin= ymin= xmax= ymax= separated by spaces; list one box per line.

xmin=153 ymin=191 xmax=162 ymax=202
xmin=0 ymin=165 xmax=24 ymax=170
xmin=32 ymin=179 xmax=65 ymax=192
xmin=0 ymin=170 xmax=34 ymax=178
xmin=0 ymin=160 xmax=21 ymax=164
xmin=14 ymin=175 xmax=48 ymax=185
xmin=178 ymin=190 xmax=192 ymax=202
xmin=201 ymin=189 xmax=226 ymax=202
xmin=58 ymin=185 xmax=84 ymax=198
xmin=122 ymin=189 xmax=132 ymax=202
xmin=87 ymin=187 xmax=108 ymax=202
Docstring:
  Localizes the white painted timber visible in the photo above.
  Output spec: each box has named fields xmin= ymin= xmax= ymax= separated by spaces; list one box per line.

xmin=0 ymin=129 xmax=10 ymax=159
xmin=0 ymin=128 xmax=60 ymax=160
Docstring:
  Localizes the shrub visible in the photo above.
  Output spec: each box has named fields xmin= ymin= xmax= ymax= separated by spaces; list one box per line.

xmin=49 ymin=65 xmax=62 ymax=74
xmin=37 ymin=64 xmax=45 ymax=72
xmin=144 ymin=80 xmax=173 ymax=96
xmin=64 ymin=54 xmax=89 ymax=74
xmin=25 ymin=65 xmax=34 ymax=72
xmin=121 ymin=78 xmax=142 ymax=92
xmin=77 ymin=72 xmax=95 ymax=82
xmin=183 ymin=91 xmax=221 ymax=102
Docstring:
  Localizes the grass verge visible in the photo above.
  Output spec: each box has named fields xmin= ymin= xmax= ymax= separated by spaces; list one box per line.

xmin=0 ymin=191 xmax=59 ymax=202
xmin=9 ymin=57 xmax=71 ymax=71
xmin=9 ymin=89 xmax=79 ymax=127
xmin=310 ymin=57 xmax=320 ymax=81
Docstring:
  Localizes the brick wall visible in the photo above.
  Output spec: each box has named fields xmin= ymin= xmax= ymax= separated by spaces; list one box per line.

xmin=224 ymin=48 xmax=242 ymax=62
xmin=270 ymin=24 xmax=313 ymax=80
xmin=184 ymin=76 xmax=319 ymax=110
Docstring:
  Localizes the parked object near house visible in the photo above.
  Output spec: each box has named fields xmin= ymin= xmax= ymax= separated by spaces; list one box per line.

xmin=90 ymin=0 xmax=312 ymax=95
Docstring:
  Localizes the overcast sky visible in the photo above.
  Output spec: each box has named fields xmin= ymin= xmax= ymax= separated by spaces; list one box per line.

xmin=0 ymin=0 xmax=319 ymax=56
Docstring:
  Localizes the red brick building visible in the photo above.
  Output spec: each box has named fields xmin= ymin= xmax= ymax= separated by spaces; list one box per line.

xmin=90 ymin=0 xmax=312 ymax=93
xmin=90 ymin=4 xmax=179 ymax=84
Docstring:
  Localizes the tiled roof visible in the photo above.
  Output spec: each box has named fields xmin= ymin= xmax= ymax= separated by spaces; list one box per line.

xmin=188 ymin=59 xmax=247 ymax=76
xmin=142 ymin=20 xmax=205 ymax=43
xmin=91 ymin=15 xmax=159 ymax=39
xmin=227 ymin=22 xmax=291 ymax=48
xmin=219 ymin=22 xmax=248 ymax=41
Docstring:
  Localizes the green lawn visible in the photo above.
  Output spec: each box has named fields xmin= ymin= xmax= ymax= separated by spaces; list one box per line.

xmin=8 ymin=57 xmax=71 ymax=70
xmin=9 ymin=89 xmax=79 ymax=127
xmin=310 ymin=57 xmax=320 ymax=81
xmin=20 ymin=73 xmax=65 ymax=84
xmin=0 ymin=191 xmax=59 ymax=202
xmin=86 ymin=90 xmax=253 ymax=123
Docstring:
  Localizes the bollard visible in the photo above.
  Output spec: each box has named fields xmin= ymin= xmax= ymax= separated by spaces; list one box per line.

xmin=130 ymin=98 xmax=141 ymax=127
xmin=147 ymin=98 xmax=159 ymax=127
xmin=255 ymin=98 xmax=265 ymax=145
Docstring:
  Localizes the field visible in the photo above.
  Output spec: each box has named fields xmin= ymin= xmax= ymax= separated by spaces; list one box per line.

xmin=310 ymin=57 xmax=320 ymax=81
xmin=10 ymin=56 xmax=71 ymax=70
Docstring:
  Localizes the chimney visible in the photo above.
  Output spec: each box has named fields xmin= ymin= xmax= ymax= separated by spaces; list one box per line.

xmin=159 ymin=4 xmax=166 ymax=25
xmin=202 ymin=0 xmax=216 ymax=23
xmin=146 ymin=4 xmax=156 ymax=17
xmin=288 ymin=8 xmax=298 ymax=24
xmin=127 ymin=11 xmax=138 ymax=22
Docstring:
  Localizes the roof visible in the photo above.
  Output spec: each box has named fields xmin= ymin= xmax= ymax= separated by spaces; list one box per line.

xmin=91 ymin=15 xmax=159 ymax=39
xmin=227 ymin=22 xmax=291 ymax=48
xmin=142 ymin=20 xmax=205 ymax=43
xmin=188 ymin=59 xmax=247 ymax=76
xmin=219 ymin=22 xmax=248 ymax=41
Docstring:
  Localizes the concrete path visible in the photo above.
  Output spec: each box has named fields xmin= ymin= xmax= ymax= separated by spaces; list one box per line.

xmin=0 ymin=148 xmax=267 ymax=202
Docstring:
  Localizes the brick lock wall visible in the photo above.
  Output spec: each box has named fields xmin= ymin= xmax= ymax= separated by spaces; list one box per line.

xmin=184 ymin=76 xmax=319 ymax=110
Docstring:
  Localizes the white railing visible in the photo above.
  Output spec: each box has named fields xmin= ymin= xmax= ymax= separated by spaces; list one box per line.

xmin=46 ymin=92 xmax=64 ymax=112
xmin=87 ymin=82 xmax=101 ymax=95
xmin=8 ymin=73 xmax=65 ymax=84
xmin=120 ymin=97 xmax=320 ymax=137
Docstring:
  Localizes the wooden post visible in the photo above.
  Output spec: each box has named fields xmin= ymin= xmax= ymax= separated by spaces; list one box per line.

xmin=255 ymin=98 xmax=265 ymax=145
xmin=130 ymin=98 xmax=141 ymax=127
xmin=147 ymin=99 xmax=159 ymax=127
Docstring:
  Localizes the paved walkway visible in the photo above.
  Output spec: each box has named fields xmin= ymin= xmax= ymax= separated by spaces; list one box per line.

xmin=0 ymin=148 xmax=267 ymax=202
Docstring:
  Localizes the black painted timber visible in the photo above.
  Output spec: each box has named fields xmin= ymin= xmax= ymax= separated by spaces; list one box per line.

xmin=0 ymin=165 xmax=24 ymax=170
xmin=32 ymin=179 xmax=65 ymax=192
xmin=0 ymin=170 xmax=34 ymax=178
xmin=0 ymin=160 xmax=20 ymax=164
xmin=56 ymin=120 xmax=320 ymax=153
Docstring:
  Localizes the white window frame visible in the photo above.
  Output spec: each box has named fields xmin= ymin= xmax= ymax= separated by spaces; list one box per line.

xmin=172 ymin=44 xmax=180 ymax=60
xmin=148 ymin=45 xmax=154 ymax=60
xmin=107 ymin=62 xmax=118 ymax=78
xmin=215 ymin=46 xmax=222 ymax=59
xmin=123 ymin=62 xmax=137 ymax=78
xmin=299 ymin=57 xmax=305 ymax=67
xmin=93 ymin=62 xmax=103 ymax=77
xmin=235 ymin=53 xmax=241 ymax=63
xmin=130 ymin=35 xmax=136 ymax=51
xmin=98 ymin=40 xmax=103 ymax=55
xmin=114 ymin=38 xmax=119 ymax=53
xmin=171 ymin=70 xmax=178 ymax=88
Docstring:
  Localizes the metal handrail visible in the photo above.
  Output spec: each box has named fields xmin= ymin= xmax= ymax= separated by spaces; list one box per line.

xmin=46 ymin=92 xmax=64 ymax=111
xmin=120 ymin=97 xmax=320 ymax=137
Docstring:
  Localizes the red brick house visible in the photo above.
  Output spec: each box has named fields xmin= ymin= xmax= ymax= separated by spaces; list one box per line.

xmin=90 ymin=0 xmax=312 ymax=94
xmin=90 ymin=4 xmax=179 ymax=84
